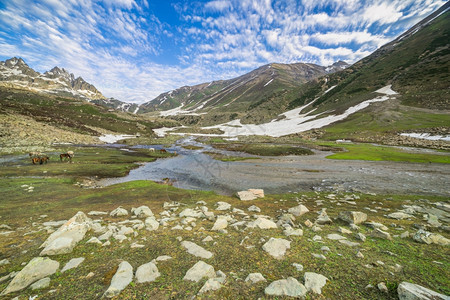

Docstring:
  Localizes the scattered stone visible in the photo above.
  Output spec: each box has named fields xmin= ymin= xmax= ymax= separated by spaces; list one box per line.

xmin=154 ymin=255 xmax=172 ymax=262
xmin=355 ymin=233 xmax=366 ymax=242
xmin=132 ymin=206 xmax=153 ymax=218
xmin=237 ymin=191 xmax=257 ymax=201
xmin=292 ymin=263 xmax=303 ymax=272
xmin=130 ymin=243 xmax=145 ymax=248
xmin=262 ymin=238 xmax=290 ymax=259
xmin=40 ymin=212 xmax=92 ymax=256
xmin=103 ymin=261 xmax=133 ymax=298
xmin=0 ymin=259 xmax=10 ymax=267
xmin=397 ymin=281 xmax=449 ymax=300
xmin=370 ymin=228 xmax=392 ymax=240
xmin=413 ymin=229 xmax=450 ymax=246
xmin=211 ymin=217 xmax=228 ymax=231
xmin=0 ymin=257 xmax=59 ymax=296
xmin=216 ymin=202 xmax=231 ymax=211
xmin=245 ymin=273 xmax=266 ymax=283
xmin=248 ymin=205 xmax=261 ymax=212
xmin=304 ymin=220 xmax=313 ymax=227
xmin=288 ymin=204 xmax=309 ymax=217
xmin=203 ymin=236 xmax=214 ymax=242
xmin=356 ymin=251 xmax=364 ymax=258
xmin=387 ymin=212 xmax=414 ymax=220
xmin=312 ymin=253 xmax=326 ymax=260
xmin=246 ymin=217 xmax=277 ymax=229
xmin=110 ymin=207 xmax=128 ymax=217
xmin=181 ymin=241 xmax=213 ymax=259
xmin=183 ymin=261 xmax=215 ymax=282
xmin=339 ymin=240 xmax=360 ymax=247
xmin=321 ymin=246 xmax=330 ymax=252
xmin=30 ymin=277 xmax=50 ymax=290
xmin=179 ymin=208 xmax=204 ymax=218
xmin=338 ymin=227 xmax=353 ymax=234
xmin=87 ymin=211 xmax=108 ymax=216
xmin=400 ymin=231 xmax=410 ymax=239
xmin=327 ymin=233 xmax=347 ymax=240
xmin=61 ymin=257 xmax=85 ymax=273
xmin=365 ymin=221 xmax=389 ymax=231
xmin=316 ymin=210 xmax=332 ymax=225
xmin=312 ymin=235 xmax=322 ymax=242
xmin=284 ymin=227 xmax=303 ymax=236
xmin=427 ymin=214 xmax=442 ymax=227
xmin=377 ymin=282 xmax=388 ymax=293
xmin=135 ymin=262 xmax=160 ymax=283
xmin=264 ymin=277 xmax=307 ymax=297
xmin=248 ymin=189 xmax=264 ymax=198
xmin=304 ymin=272 xmax=328 ymax=294
xmin=198 ymin=276 xmax=225 ymax=294
xmin=338 ymin=211 xmax=367 ymax=225
xmin=86 ymin=237 xmax=102 ymax=245
xmin=42 ymin=220 xmax=67 ymax=228
xmin=145 ymin=217 xmax=159 ymax=231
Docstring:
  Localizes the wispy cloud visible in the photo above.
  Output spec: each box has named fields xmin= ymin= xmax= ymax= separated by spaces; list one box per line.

xmin=0 ymin=0 xmax=446 ymax=103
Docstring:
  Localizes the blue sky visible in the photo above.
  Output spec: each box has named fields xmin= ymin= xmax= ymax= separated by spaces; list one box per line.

xmin=0 ymin=0 xmax=445 ymax=103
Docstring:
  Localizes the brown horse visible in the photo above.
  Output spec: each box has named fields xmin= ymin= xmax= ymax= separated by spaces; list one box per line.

xmin=40 ymin=156 xmax=49 ymax=164
xmin=159 ymin=149 xmax=167 ymax=153
xmin=60 ymin=153 xmax=73 ymax=162
xmin=31 ymin=157 xmax=40 ymax=165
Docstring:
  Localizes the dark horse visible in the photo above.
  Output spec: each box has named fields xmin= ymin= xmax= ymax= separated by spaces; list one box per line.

xmin=60 ymin=153 xmax=73 ymax=162
xmin=159 ymin=149 xmax=167 ymax=153
xmin=31 ymin=156 xmax=49 ymax=165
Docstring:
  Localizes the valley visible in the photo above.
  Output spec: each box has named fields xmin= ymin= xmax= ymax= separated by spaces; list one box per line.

xmin=0 ymin=4 xmax=449 ymax=300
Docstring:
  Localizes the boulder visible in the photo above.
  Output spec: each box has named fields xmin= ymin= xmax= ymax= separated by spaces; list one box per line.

xmin=248 ymin=189 xmax=264 ymax=198
xmin=135 ymin=262 xmax=160 ymax=283
xmin=110 ymin=207 xmax=128 ymax=217
xmin=338 ymin=211 xmax=367 ymax=225
xmin=179 ymin=208 xmax=204 ymax=218
xmin=181 ymin=241 xmax=213 ymax=259
xmin=145 ymin=217 xmax=159 ymax=231
xmin=398 ymin=281 xmax=449 ymax=300
xmin=61 ymin=257 xmax=85 ymax=273
xmin=237 ymin=191 xmax=257 ymax=201
xmin=264 ymin=277 xmax=307 ymax=297
xmin=246 ymin=217 xmax=277 ymax=229
xmin=132 ymin=206 xmax=153 ymax=218
xmin=245 ymin=273 xmax=266 ymax=284
xmin=262 ymin=238 xmax=290 ymax=259
xmin=183 ymin=261 xmax=215 ymax=282
xmin=413 ymin=229 xmax=450 ymax=246
xmin=288 ymin=204 xmax=309 ymax=217
xmin=103 ymin=261 xmax=133 ymax=298
xmin=316 ymin=210 xmax=332 ymax=225
xmin=387 ymin=212 xmax=414 ymax=220
xmin=40 ymin=211 xmax=92 ymax=256
xmin=1 ymin=257 xmax=59 ymax=296
xmin=198 ymin=276 xmax=225 ymax=294
xmin=248 ymin=205 xmax=261 ymax=212
xmin=30 ymin=277 xmax=51 ymax=290
xmin=304 ymin=272 xmax=328 ymax=294
xmin=327 ymin=234 xmax=347 ymax=240
xmin=211 ymin=217 xmax=228 ymax=231
xmin=370 ymin=228 xmax=392 ymax=240
xmin=216 ymin=202 xmax=231 ymax=211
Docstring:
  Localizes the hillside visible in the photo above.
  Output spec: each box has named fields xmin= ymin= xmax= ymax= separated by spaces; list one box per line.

xmin=138 ymin=61 xmax=348 ymax=125
xmin=0 ymin=58 xmax=137 ymax=113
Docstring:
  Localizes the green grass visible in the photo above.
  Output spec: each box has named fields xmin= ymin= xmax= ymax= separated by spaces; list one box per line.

xmin=320 ymin=142 xmax=450 ymax=163
xmin=0 ymin=148 xmax=449 ymax=299
xmin=212 ymin=143 xmax=314 ymax=156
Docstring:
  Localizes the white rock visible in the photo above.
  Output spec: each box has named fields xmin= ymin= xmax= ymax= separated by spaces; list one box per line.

xmin=304 ymin=272 xmax=328 ymax=294
xmin=0 ymin=259 xmax=10 ymax=267
xmin=0 ymin=257 xmax=59 ymax=296
xmin=198 ymin=277 xmax=224 ymax=294
xmin=135 ymin=262 xmax=160 ymax=283
xmin=103 ymin=261 xmax=133 ymax=298
xmin=132 ymin=206 xmax=154 ymax=218
xmin=179 ymin=208 xmax=204 ymax=218
xmin=183 ymin=261 xmax=215 ymax=282
xmin=216 ymin=202 xmax=231 ymax=211
xmin=88 ymin=211 xmax=108 ymax=216
xmin=264 ymin=277 xmax=307 ymax=297
xmin=98 ymin=230 xmax=113 ymax=241
xmin=248 ymin=189 xmax=264 ymax=198
xmin=284 ymin=228 xmax=303 ymax=236
xmin=247 ymin=217 xmax=277 ymax=229
xmin=30 ymin=277 xmax=50 ymax=290
xmin=110 ymin=207 xmax=128 ymax=217
xmin=211 ymin=217 xmax=228 ymax=231
xmin=86 ymin=237 xmax=102 ymax=245
xmin=40 ymin=212 xmax=92 ymax=256
xmin=248 ymin=205 xmax=261 ymax=212
xmin=397 ymin=281 xmax=449 ymax=300
xmin=61 ymin=257 xmax=85 ymax=273
xmin=370 ymin=228 xmax=392 ymax=240
xmin=237 ymin=191 xmax=257 ymax=201
xmin=262 ymin=238 xmax=290 ymax=259
xmin=202 ymin=236 xmax=213 ymax=242
xmin=181 ymin=241 xmax=213 ymax=259
xmin=292 ymin=263 xmax=304 ymax=272
xmin=288 ymin=204 xmax=309 ymax=216
xmin=245 ymin=273 xmax=266 ymax=283
xmin=327 ymin=234 xmax=347 ymax=240
xmin=145 ymin=217 xmax=159 ymax=231
xmin=338 ymin=211 xmax=367 ymax=225
xmin=413 ymin=229 xmax=450 ymax=246
xmin=387 ymin=212 xmax=414 ymax=220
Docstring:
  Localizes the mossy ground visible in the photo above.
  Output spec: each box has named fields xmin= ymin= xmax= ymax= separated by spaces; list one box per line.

xmin=0 ymin=147 xmax=449 ymax=299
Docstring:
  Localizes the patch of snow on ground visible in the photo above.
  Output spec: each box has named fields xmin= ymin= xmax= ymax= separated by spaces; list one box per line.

xmin=133 ymin=106 xmax=140 ymax=114
xmin=264 ymin=79 xmax=273 ymax=87
xmin=200 ymin=85 xmax=396 ymax=137
xmin=99 ymin=134 xmax=136 ymax=143
xmin=400 ymin=133 xmax=450 ymax=142
xmin=153 ymin=127 xmax=184 ymax=137
xmin=324 ymin=85 xmax=337 ymax=94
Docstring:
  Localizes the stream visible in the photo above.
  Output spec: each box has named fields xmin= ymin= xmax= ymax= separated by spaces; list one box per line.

xmin=97 ymin=137 xmax=450 ymax=197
